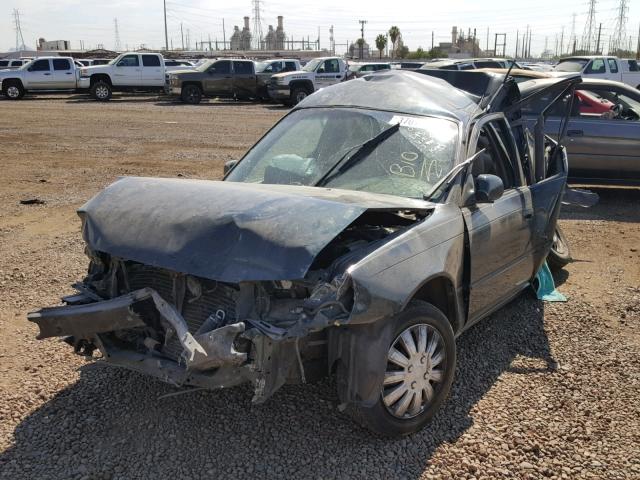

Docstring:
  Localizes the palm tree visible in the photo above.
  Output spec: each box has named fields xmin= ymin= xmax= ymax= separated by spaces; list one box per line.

xmin=388 ymin=26 xmax=400 ymax=58
xmin=375 ymin=34 xmax=387 ymax=59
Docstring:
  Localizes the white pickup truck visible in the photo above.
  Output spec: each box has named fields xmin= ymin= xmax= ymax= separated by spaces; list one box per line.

xmin=267 ymin=56 xmax=348 ymax=105
xmin=78 ymin=52 xmax=166 ymax=100
xmin=554 ymin=56 xmax=640 ymax=89
xmin=0 ymin=57 xmax=80 ymax=99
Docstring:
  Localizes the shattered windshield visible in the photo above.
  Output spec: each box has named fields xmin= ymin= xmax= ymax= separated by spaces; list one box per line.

xmin=226 ymin=108 xmax=459 ymax=199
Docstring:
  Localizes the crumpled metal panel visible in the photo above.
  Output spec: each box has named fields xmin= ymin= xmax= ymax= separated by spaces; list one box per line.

xmin=78 ymin=177 xmax=432 ymax=283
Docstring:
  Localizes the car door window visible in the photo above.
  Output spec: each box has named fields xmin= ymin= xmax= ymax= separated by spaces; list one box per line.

xmin=11 ymin=60 xmax=23 ymax=67
xmin=323 ymin=59 xmax=339 ymax=73
xmin=607 ymin=59 xmax=618 ymax=73
xmin=52 ymin=59 xmax=71 ymax=71
xmin=284 ymin=61 xmax=297 ymax=71
xmin=117 ymin=55 xmax=139 ymax=67
xmin=210 ymin=60 xmax=231 ymax=74
xmin=472 ymin=122 xmax=517 ymax=189
xmin=142 ymin=55 xmax=161 ymax=67
xmin=233 ymin=61 xmax=253 ymax=75
xmin=579 ymin=88 xmax=640 ymax=121
xmin=30 ymin=59 xmax=50 ymax=71
xmin=585 ymin=58 xmax=605 ymax=74
xmin=628 ymin=60 xmax=639 ymax=72
xmin=270 ymin=62 xmax=282 ymax=73
xmin=0 ymin=61 xmax=8 ymax=67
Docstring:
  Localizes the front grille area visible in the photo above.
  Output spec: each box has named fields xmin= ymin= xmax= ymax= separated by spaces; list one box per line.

xmin=124 ymin=263 xmax=238 ymax=362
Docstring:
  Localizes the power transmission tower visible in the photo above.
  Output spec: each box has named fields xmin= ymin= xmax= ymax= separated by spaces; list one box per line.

xmin=114 ymin=18 xmax=122 ymax=51
xmin=13 ymin=9 xmax=26 ymax=52
xmin=252 ymin=0 xmax=263 ymax=49
xmin=581 ymin=0 xmax=597 ymax=54
xmin=610 ymin=0 xmax=628 ymax=54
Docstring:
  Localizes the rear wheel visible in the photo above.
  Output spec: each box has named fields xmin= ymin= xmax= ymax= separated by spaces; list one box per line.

xmin=547 ymin=225 xmax=571 ymax=271
xmin=181 ymin=84 xmax=202 ymax=104
xmin=90 ymin=80 xmax=112 ymax=101
xmin=342 ymin=302 xmax=456 ymax=437
xmin=3 ymin=81 xmax=24 ymax=100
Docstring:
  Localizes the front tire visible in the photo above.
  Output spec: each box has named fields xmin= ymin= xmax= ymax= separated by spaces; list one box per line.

xmin=181 ymin=84 xmax=202 ymax=104
xmin=3 ymin=81 xmax=25 ymax=100
xmin=547 ymin=225 xmax=571 ymax=272
xmin=343 ymin=302 xmax=456 ymax=437
xmin=90 ymin=80 xmax=112 ymax=101
xmin=290 ymin=86 xmax=310 ymax=105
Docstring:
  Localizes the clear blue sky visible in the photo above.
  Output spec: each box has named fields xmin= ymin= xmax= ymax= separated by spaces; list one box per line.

xmin=3 ymin=0 xmax=639 ymax=56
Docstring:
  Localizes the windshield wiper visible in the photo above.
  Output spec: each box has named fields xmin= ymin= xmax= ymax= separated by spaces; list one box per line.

xmin=315 ymin=123 xmax=400 ymax=187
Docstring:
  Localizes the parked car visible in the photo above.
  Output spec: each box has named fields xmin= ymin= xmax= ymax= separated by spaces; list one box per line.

xmin=78 ymin=52 xmax=166 ymax=101
xmin=390 ymin=61 xmax=425 ymax=69
xmin=0 ymin=59 xmax=26 ymax=70
xmin=521 ymin=78 xmax=640 ymax=185
xmin=29 ymin=70 xmax=578 ymax=436
xmin=255 ymin=58 xmax=301 ymax=98
xmin=0 ymin=57 xmax=80 ymax=99
xmin=267 ymin=56 xmax=349 ymax=106
xmin=348 ymin=62 xmax=391 ymax=78
xmin=420 ymin=59 xmax=476 ymax=71
xmin=167 ymin=59 xmax=260 ymax=104
xmin=553 ymin=56 xmax=640 ymax=89
xmin=164 ymin=59 xmax=195 ymax=72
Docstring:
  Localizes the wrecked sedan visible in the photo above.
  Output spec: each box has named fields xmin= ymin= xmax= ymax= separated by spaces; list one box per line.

xmin=29 ymin=70 xmax=579 ymax=436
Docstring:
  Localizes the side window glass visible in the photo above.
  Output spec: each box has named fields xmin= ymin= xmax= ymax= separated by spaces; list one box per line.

xmin=585 ymin=58 xmax=605 ymax=74
xmin=212 ymin=60 xmax=231 ymax=74
xmin=52 ymin=59 xmax=71 ymax=71
xmin=628 ymin=60 xmax=639 ymax=72
xmin=30 ymin=59 xmax=50 ymax=71
xmin=271 ymin=62 xmax=282 ymax=73
xmin=0 ymin=61 xmax=8 ymax=67
xmin=233 ymin=61 xmax=252 ymax=74
xmin=472 ymin=122 xmax=517 ymax=189
xmin=284 ymin=61 xmax=297 ymax=71
xmin=142 ymin=55 xmax=161 ymax=67
xmin=607 ymin=58 xmax=618 ymax=73
xmin=117 ymin=55 xmax=139 ymax=67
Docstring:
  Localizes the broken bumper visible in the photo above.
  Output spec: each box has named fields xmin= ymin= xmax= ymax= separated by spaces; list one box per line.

xmin=28 ymin=288 xmax=257 ymax=391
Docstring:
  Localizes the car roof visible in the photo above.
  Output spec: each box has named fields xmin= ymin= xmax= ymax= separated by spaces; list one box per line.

xmin=295 ymin=70 xmax=481 ymax=122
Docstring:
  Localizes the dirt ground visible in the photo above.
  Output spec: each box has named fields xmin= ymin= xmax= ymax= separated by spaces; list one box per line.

xmin=0 ymin=93 xmax=639 ymax=479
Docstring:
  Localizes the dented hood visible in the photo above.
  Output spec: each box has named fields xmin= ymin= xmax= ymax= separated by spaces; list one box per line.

xmin=79 ymin=177 xmax=432 ymax=282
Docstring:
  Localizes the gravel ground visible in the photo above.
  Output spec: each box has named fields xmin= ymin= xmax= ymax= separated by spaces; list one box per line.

xmin=1 ymin=94 xmax=639 ymax=479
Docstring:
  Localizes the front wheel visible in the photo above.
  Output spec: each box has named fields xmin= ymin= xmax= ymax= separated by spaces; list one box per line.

xmin=181 ymin=84 xmax=202 ymax=104
xmin=3 ymin=81 xmax=25 ymax=100
xmin=290 ymin=87 xmax=310 ymax=105
xmin=343 ymin=302 xmax=456 ymax=437
xmin=90 ymin=80 xmax=112 ymax=101
xmin=547 ymin=225 xmax=571 ymax=271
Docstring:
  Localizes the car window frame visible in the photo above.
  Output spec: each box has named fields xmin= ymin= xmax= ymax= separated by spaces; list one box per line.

xmin=210 ymin=60 xmax=231 ymax=74
xmin=607 ymin=58 xmax=618 ymax=74
xmin=29 ymin=59 xmax=51 ymax=72
xmin=52 ymin=58 xmax=72 ymax=71
xmin=585 ymin=58 xmax=605 ymax=74
xmin=117 ymin=54 xmax=140 ymax=67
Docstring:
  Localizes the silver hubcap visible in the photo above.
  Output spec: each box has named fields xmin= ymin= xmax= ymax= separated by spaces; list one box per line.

xmin=295 ymin=91 xmax=307 ymax=103
xmin=382 ymin=323 xmax=446 ymax=419
xmin=6 ymin=86 xmax=19 ymax=98
xmin=95 ymin=85 xmax=109 ymax=99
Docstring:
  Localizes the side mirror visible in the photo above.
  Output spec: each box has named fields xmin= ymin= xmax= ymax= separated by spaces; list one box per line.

xmin=224 ymin=160 xmax=238 ymax=175
xmin=474 ymin=174 xmax=504 ymax=203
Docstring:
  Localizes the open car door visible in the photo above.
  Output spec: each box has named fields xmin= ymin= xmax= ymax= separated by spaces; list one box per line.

xmin=506 ymin=75 xmax=582 ymax=275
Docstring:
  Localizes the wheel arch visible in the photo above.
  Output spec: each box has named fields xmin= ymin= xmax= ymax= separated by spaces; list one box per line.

xmin=90 ymin=74 xmax=112 ymax=86
xmin=2 ymin=78 xmax=23 ymax=88
xmin=405 ymin=274 xmax=461 ymax=334
xmin=289 ymin=79 xmax=314 ymax=93
xmin=181 ymin=81 xmax=203 ymax=91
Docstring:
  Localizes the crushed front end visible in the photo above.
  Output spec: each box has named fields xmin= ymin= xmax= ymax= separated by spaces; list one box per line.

xmin=29 ymin=254 xmax=354 ymax=403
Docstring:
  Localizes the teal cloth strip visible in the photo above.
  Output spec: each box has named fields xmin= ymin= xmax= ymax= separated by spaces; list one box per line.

xmin=535 ymin=261 xmax=567 ymax=302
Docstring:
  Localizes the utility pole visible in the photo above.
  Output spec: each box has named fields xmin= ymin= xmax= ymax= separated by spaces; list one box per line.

xmin=222 ymin=19 xmax=226 ymax=50
xmin=358 ymin=19 xmax=367 ymax=59
xmin=560 ymin=26 xmax=565 ymax=56
xmin=486 ymin=27 xmax=489 ymax=53
xmin=610 ymin=0 xmax=628 ymax=54
xmin=181 ymin=23 xmax=184 ymax=50
xmin=582 ymin=0 xmax=597 ymax=53
xmin=163 ymin=0 xmax=168 ymax=50
xmin=114 ymin=18 xmax=122 ymax=51
xmin=515 ymin=29 xmax=519 ymax=58
xmin=13 ymin=9 xmax=26 ymax=52
xmin=596 ymin=23 xmax=602 ymax=54
xmin=637 ymin=23 xmax=640 ymax=60
xmin=431 ymin=31 xmax=434 ymax=51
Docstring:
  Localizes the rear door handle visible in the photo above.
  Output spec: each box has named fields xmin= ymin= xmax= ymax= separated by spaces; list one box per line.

xmin=44 ymin=73 xmax=51 ymax=76
xmin=65 ymin=72 xmax=73 ymax=75
xmin=567 ymin=129 xmax=583 ymax=137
